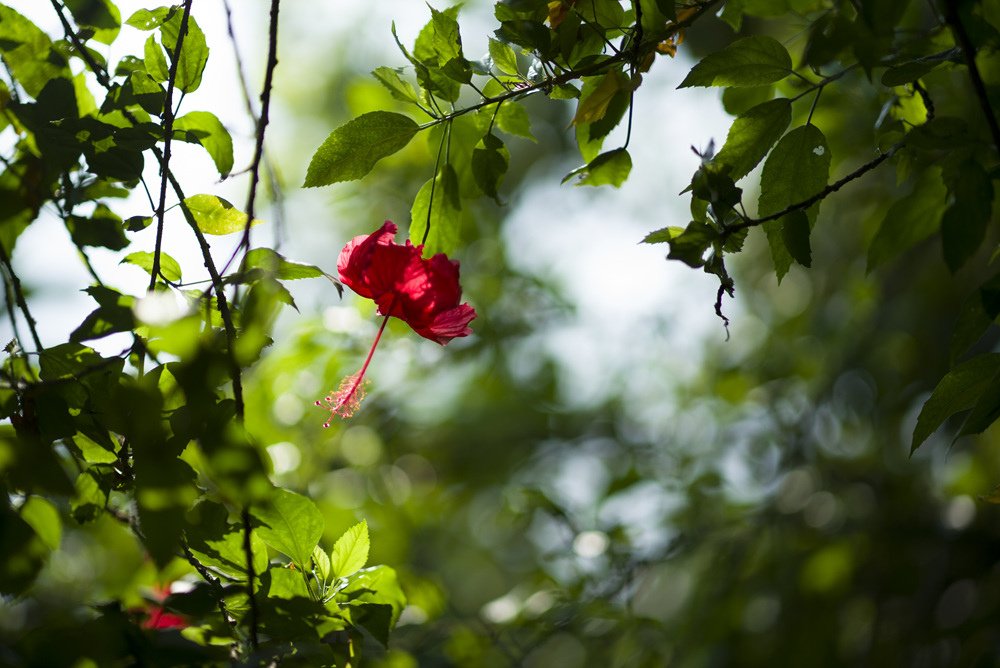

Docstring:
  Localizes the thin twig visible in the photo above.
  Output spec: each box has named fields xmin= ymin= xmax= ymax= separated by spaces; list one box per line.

xmin=0 ymin=241 xmax=41 ymax=351
xmin=241 ymin=507 xmax=260 ymax=651
xmin=151 ymin=0 xmax=194 ymax=291
xmin=726 ymin=145 xmax=900 ymax=234
xmin=943 ymin=0 xmax=1000 ymax=154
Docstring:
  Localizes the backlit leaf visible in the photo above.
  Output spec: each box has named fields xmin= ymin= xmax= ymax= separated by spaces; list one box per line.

xmin=410 ymin=164 xmax=461 ymax=256
xmin=182 ymin=194 xmax=261 ymax=236
xmin=912 ymin=354 xmax=1000 ymax=452
xmin=563 ymin=148 xmax=632 ymax=188
xmin=714 ymin=98 xmax=791 ymax=180
xmin=251 ymin=489 xmax=325 ymax=569
xmin=679 ymin=36 xmax=792 ymax=88
xmin=122 ymin=251 xmax=182 ymax=283
xmin=174 ymin=111 xmax=234 ymax=177
xmin=867 ymin=168 xmax=947 ymax=271
xmin=304 ymin=111 xmax=419 ymax=187
xmin=758 ymin=124 xmax=830 ymax=281
xmin=331 ymin=520 xmax=370 ymax=579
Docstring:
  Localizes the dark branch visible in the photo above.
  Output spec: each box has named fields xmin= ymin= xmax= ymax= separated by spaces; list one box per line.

xmin=151 ymin=0 xmax=194 ymax=291
xmin=943 ymin=0 xmax=1000 ymax=154
xmin=0 ymin=241 xmax=42 ymax=351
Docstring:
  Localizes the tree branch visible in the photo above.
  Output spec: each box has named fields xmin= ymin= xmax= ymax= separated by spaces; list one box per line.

xmin=150 ymin=0 xmax=194 ymax=292
xmin=0 ymin=240 xmax=42 ymax=351
xmin=943 ymin=0 xmax=1000 ymax=154
xmin=726 ymin=144 xmax=900 ymax=234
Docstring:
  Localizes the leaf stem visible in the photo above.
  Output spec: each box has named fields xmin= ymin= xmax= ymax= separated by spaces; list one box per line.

xmin=943 ymin=0 xmax=1000 ymax=154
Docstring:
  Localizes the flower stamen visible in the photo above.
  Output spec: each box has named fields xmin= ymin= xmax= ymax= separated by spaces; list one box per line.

xmin=316 ymin=314 xmax=391 ymax=424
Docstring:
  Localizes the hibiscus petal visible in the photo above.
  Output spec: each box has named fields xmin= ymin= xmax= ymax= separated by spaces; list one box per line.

xmin=412 ymin=303 xmax=477 ymax=345
xmin=337 ymin=221 xmax=398 ymax=298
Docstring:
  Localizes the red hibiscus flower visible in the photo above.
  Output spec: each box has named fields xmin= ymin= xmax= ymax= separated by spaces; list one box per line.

xmin=316 ymin=221 xmax=476 ymax=423
xmin=138 ymin=583 xmax=188 ymax=630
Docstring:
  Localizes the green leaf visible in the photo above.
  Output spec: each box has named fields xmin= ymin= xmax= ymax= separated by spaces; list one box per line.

xmin=20 ymin=497 xmax=61 ymax=551
xmin=174 ymin=111 xmax=234 ymax=177
xmin=186 ymin=500 xmax=268 ymax=580
xmin=495 ymin=101 xmax=534 ymax=141
xmin=160 ymin=10 xmax=208 ymax=93
xmin=781 ymin=209 xmax=811 ymax=268
xmin=912 ymin=354 xmax=1000 ymax=452
xmin=312 ymin=545 xmax=331 ymax=584
xmin=371 ymin=66 xmax=419 ymax=105
xmin=0 ymin=504 xmax=49 ymax=595
xmin=410 ymin=164 xmax=461 ymax=256
xmin=471 ymin=132 xmax=509 ymax=203
xmin=70 ymin=286 xmax=135 ymax=342
xmin=66 ymin=203 xmax=129 ymax=250
xmin=411 ymin=5 xmax=470 ymax=95
xmin=331 ymin=520 xmax=370 ymax=579
xmin=563 ymin=148 xmax=632 ymax=188
xmin=182 ymin=194 xmax=262 ymax=236
xmin=341 ymin=565 xmax=407 ymax=645
xmin=721 ymin=85 xmax=774 ymax=116
xmin=642 ymin=226 xmax=684 ymax=244
xmin=0 ymin=5 xmax=71 ymax=98
xmin=757 ymin=124 xmax=830 ymax=281
xmin=489 ymin=37 xmax=519 ymax=75
xmin=65 ymin=0 xmax=122 ymax=45
xmin=679 ymin=36 xmax=792 ymax=88
xmin=667 ymin=222 xmax=719 ymax=268
xmin=251 ymin=489 xmax=325 ymax=569
xmin=71 ymin=466 xmax=109 ymax=522
xmin=304 ymin=111 xmax=419 ymax=187
xmin=122 ymin=251 xmax=182 ymax=283
xmin=241 ymin=248 xmax=325 ymax=281
xmin=714 ymin=98 xmax=791 ymax=181
xmin=128 ymin=70 xmax=165 ymax=115
xmin=941 ymin=160 xmax=994 ymax=273
xmin=867 ymin=169 xmax=948 ymax=271
xmin=125 ymin=7 xmax=173 ymax=30
xmin=881 ymin=61 xmax=940 ymax=86
xmin=143 ymin=35 xmax=169 ymax=82
xmin=264 ymin=566 xmax=311 ymax=600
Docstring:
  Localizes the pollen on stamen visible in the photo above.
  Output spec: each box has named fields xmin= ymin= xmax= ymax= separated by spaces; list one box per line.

xmin=316 ymin=371 xmax=371 ymax=424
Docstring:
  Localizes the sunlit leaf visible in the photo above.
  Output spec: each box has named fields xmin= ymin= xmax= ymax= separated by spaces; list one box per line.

xmin=122 ymin=251 xmax=182 ymax=283
xmin=182 ymin=194 xmax=262 ymax=236
xmin=410 ymin=164 xmax=461 ymax=256
xmin=563 ymin=148 xmax=632 ymax=188
xmin=304 ymin=111 xmax=419 ymax=187
xmin=65 ymin=0 xmax=121 ymax=45
xmin=331 ymin=520 xmax=370 ymax=579
xmin=679 ymin=36 xmax=792 ymax=88
xmin=174 ymin=111 xmax=234 ymax=177
xmin=251 ymin=489 xmax=325 ymax=569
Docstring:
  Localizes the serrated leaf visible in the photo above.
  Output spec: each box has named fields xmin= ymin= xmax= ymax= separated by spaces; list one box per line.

xmin=341 ymin=565 xmax=406 ymax=645
xmin=174 ymin=111 xmax=234 ymax=177
xmin=251 ymin=489 xmax=325 ymax=569
xmin=182 ymin=194 xmax=261 ymax=236
xmin=758 ymin=125 xmax=830 ymax=281
xmin=186 ymin=500 xmax=268 ymax=580
xmin=471 ymin=132 xmax=509 ymax=202
xmin=563 ymin=148 xmax=632 ymax=188
xmin=304 ymin=111 xmax=419 ymax=187
xmin=20 ymin=497 xmax=61 ymax=551
xmin=371 ymin=67 xmax=419 ymax=105
xmin=241 ymin=248 xmax=325 ymax=281
xmin=642 ymin=226 xmax=684 ymax=244
xmin=489 ymin=37 xmax=519 ymax=75
xmin=912 ymin=354 xmax=1000 ymax=452
xmin=573 ymin=70 xmax=626 ymax=126
xmin=125 ymin=7 xmax=173 ymax=30
xmin=941 ymin=160 xmax=994 ymax=273
xmin=495 ymin=100 xmax=534 ymax=140
xmin=65 ymin=0 xmax=121 ymax=45
xmin=160 ymin=10 xmax=208 ymax=93
xmin=410 ymin=164 xmax=461 ymax=256
xmin=0 ymin=5 xmax=71 ymax=98
xmin=144 ymin=34 xmax=169 ymax=81
xmin=122 ymin=251 xmax=182 ymax=283
xmin=312 ymin=545 xmax=331 ymax=583
xmin=781 ymin=209 xmax=811 ymax=267
xmin=667 ymin=222 xmax=719 ymax=268
xmin=679 ymin=36 xmax=792 ymax=88
xmin=331 ymin=520 xmax=370 ymax=579
xmin=714 ymin=98 xmax=791 ymax=180
xmin=867 ymin=169 xmax=947 ymax=271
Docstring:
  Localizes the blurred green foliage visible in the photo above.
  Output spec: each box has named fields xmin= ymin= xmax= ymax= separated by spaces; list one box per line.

xmin=2 ymin=0 xmax=1000 ymax=666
